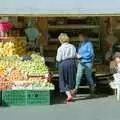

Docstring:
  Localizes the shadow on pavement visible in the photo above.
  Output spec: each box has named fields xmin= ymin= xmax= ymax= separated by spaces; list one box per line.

xmin=73 ymin=94 xmax=110 ymax=102
xmin=53 ymin=92 xmax=111 ymax=105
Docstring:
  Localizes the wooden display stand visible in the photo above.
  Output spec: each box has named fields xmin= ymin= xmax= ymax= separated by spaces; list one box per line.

xmin=36 ymin=17 xmax=48 ymax=56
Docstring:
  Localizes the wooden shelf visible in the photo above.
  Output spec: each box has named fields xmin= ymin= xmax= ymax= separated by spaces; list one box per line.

xmin=52 ymin=72 xmax=111 ymax=78
xmin=49 ymin=38 xmax=100 ymax=42
xmin=0 ymin=36 xmax=26 ymax=40
xmin=48 ymin=25 xmax=100 ymax=29
xmin=47 ymin=17 xmax=101 ymax=70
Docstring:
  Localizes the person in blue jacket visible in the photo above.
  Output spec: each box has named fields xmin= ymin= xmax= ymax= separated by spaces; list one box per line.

xmin=72 ymin=33 xmax=96 ymax=96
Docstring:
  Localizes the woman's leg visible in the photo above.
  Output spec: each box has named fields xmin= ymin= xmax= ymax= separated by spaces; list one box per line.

xmin=84 ymin=63 xmax=95 ymax=96
xmin=59 ymin=60 xmax=73 ymax=103
xmin=72 ymin=62 xmax=84 ymax=95
xmin=66 ymin=91 xmax=72 ymax=100
xmin=84 ymin=63 xmax=94 ymax=85
xmin=75 ymin=62 xmax=84 ymax=89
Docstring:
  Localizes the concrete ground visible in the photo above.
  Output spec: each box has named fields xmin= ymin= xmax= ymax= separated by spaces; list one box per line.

xmin=0 ymin=94 xmax=120 ymax=120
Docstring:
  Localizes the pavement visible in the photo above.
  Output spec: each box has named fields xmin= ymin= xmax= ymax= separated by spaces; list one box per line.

xmin=0 ymin=94 xmax=120 ymax=120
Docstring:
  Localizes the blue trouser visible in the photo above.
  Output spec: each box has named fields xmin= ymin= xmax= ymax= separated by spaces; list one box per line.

xmin=75 ymin=61 xmax=94 ymax=88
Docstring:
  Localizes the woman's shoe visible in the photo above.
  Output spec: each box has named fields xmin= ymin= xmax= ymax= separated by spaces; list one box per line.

xmin=66 ymin=96 xmax=73 ymax=102
xmin=66 ymin=96 xmax=73 ymax=104
xmin=89 ymin=84 xmax=96 ymax=96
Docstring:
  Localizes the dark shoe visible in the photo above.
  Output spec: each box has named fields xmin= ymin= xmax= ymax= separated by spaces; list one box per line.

xmin=89 ymin=84 xmax=96 ymax=96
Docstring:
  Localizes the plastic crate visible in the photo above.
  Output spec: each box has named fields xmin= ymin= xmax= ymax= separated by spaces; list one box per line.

xmin=2 ymin=90 xmax=54 ymax=106
xmin=27 ymin=90 xmax=54 ymax=105
xmin=2 ymin=90 xmax=28 ymax=106
xmin=0 ymin=91 xmax=2 ymax=105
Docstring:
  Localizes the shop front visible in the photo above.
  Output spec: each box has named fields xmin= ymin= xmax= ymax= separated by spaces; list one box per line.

xmin=0 ymin=0 xmax=120 ymax=105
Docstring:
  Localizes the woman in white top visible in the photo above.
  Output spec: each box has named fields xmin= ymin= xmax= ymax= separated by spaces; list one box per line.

xmin=56 ymin=33 xmax=76 ymax=103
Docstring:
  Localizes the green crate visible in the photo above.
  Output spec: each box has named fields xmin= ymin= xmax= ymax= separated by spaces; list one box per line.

xmin=0 ymin=91 xmax=2 ymax=105
xmin=2 ymin=90 xmax=28 ymax=106
xmin=27 ymin=90 xmax=53 ymax=105
xmin=2 ymin=90 xmax=54 ymax=106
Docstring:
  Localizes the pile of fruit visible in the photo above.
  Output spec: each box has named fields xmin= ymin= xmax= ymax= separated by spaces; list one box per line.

xmin=0 ymin=76 xmax=11 ymax=90
xmin=16 ymin=54 xmax=48 ymax=76
xmin=13 ymin=38 xmax=26 ymax=55
xmin=32 ymin=80 xmax=54 ymax=90
xmin=0 ymin=53 xmax=54 ymax=90
xmin=0 ymin=64 xmax=5 ymax=77
xmin=12 ymin=80 xmax=54 ymax=90
xmin=0 ymin=54 xmax=49 ymax=78
xmin=0 ymin=38 xmax=54 ymax=90
xmin=0 ymin=38 xmax=26 ymax=57
xmin=6 ymin=69 xmax=23 ymax=81
xmin=0 ymin=42 xmax=15 ymax=57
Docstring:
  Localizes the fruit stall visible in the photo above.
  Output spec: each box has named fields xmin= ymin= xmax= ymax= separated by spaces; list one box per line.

xmin=0 ymin=36 xmax=55 ymax=106
xmin=0 ymin=16 xmax=114 ymax=106
xmin=0 ymin=0 xmax=120 ymax=106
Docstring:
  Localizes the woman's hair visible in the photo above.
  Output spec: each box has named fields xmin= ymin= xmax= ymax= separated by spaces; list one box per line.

xmin=58 ymin=33 xmax=70 ymax=43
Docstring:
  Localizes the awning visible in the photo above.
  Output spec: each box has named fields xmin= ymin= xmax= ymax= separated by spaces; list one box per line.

xmin=0 ymin=0 xmax=120 ymax=16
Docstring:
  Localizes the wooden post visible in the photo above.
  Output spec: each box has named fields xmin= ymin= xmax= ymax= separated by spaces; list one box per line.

xmin=36 ymin=17 xmax=48 ymax=56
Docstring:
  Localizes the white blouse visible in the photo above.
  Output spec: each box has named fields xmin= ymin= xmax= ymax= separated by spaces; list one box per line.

xmin=56 ymin=43 xmax=76 ymax=62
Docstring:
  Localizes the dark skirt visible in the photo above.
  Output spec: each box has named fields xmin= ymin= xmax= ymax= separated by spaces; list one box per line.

xmin=59 ymin=59 xmax=77 ymax=92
